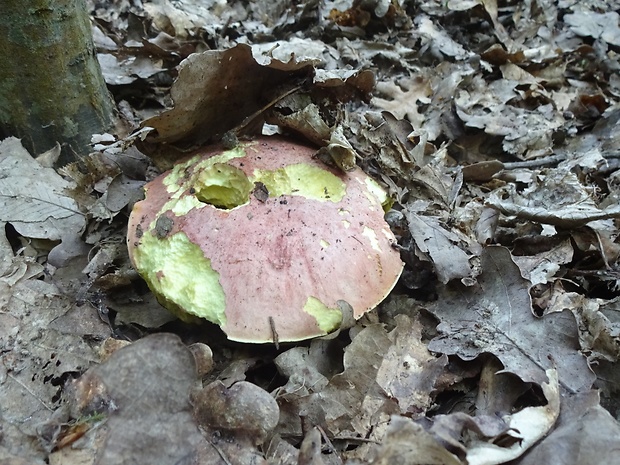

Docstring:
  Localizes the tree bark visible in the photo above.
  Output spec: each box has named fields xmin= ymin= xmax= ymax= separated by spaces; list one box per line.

xmin=0 ymin=0 xmax=114 ymax=165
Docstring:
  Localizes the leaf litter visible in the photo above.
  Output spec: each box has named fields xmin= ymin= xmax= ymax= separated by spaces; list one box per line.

xmin=3 ymin=0 xmax=620 ymax=463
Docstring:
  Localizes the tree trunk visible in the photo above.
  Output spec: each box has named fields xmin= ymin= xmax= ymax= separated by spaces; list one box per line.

xmin=0 ymin=0 xmax=114 ymax=165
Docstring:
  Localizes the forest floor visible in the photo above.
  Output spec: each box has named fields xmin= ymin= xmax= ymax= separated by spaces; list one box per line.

xmin=2 ymin=1 xmax=620 ymax=464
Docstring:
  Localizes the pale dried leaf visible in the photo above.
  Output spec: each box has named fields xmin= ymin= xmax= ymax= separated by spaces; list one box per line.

xmin=466 ymin=369 xmax=560 ymax=464
xmin=519 ymin=390 xmax=620 ymax=465
xmin=564 ymin=11 xmax=620 ymax=47
xmin=376 ymin=314 xmax=448 ymax=415
xmin=323 ymin=125 xmax=357 ymax=171
xmin=404 ymin=212 xmax=473 ymax=283
xmin=455 ymin=77 xmax=564 ymax=157
xmin=416 ymin=16 xmax=472 ymax=61
xmin=487 ymin=170 xmax=620 ymax=228
xmin=309 ymin=324 xmax=397 ymax=437
xmin=0 ymin=138 xmax=85 ymax=241
xmin=512 ymin=239 xmax=574 ymax=285
xmin=368 ymin=416 xmax=462 ymax=465
xmin=373 ymin=74 xmax=432 ymax=128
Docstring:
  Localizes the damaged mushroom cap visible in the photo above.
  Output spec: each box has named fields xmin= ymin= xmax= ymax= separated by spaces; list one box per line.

xmin=127 ymin=137 xmax=404 ymax=343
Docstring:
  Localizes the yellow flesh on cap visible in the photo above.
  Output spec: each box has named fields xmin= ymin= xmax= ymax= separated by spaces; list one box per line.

xmin=303 ymin=297 xmax=343 ymax=333
xmin=132 ymin=231 xmax=227 ymax=326
xmin=253 ymin=163 xmax=346 ymax=203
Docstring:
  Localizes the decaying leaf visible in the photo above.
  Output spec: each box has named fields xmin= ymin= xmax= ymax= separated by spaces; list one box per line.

xmin=455 ymin=76 xmax=564 ymax=158
xmin=0 ymin=138 xmax=85 ymax=245
xmin=466 ymin=369 xmax=560 ymax=464
xmin=139 ymin=42 xmax=374 ymax=170
xmin=368 ymin=416 xmax=462 ymax=465
xmin=273 ymin=314 xmax=449 ymax=461
xmin=512 ymin=239 xmax=574 ymax=285
xmin=486 ymin=169 xmax=620 ymax=228
xmin=0 ymin=229 xmax=106 ymax=462
xmin=518 ymin=390 xmax=620 ymax=465
xmin=427 ymin=246 xmax=595 ymax=393
xmin=376 ymin=314 xmax=448 ymax=415
xmin=404 ymin=211 xmax=474 ymax=284
xmin=545 ymin=290 xmax=620 ymax=363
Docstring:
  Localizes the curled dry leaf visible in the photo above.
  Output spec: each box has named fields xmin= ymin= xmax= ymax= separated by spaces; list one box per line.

xmin=368 ymin=416 xmax=462 ymax=465
xmin=518 ymin=390 xmax=620 ymax=465
xmin=371 ymin=369 xmax=560 ymax=465
xmin=139 ymin=43 xmax=313 ymax=167
xmin=404 ymin=211 xmax=474 ymax=284
xmin=466 ymin=369 xmax=560 ymax=465
xmin=511 ymin=239 xmax=574 ymax=285
xmin=139 ymin=43 xmax=374 ymax=170
xmin=188 ymin=342 xmax=214 ymax=378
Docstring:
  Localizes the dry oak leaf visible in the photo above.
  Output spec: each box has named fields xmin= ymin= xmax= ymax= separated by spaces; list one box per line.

xmin=376 ymin=314 xmax=449 ymax=416
xmin=0 ymin=137 xmax=85 ymax=241
xmin=372 ymin=74 xmax=432 ymax=129
xmin=404 ymin=211 xmax=473 ymax=284
xmin=427 ymin=246 xmax=594 ymax=393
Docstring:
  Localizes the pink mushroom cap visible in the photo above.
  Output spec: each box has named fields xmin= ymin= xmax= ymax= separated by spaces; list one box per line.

xmin=127 ymin=137 xmax=403 ymax=343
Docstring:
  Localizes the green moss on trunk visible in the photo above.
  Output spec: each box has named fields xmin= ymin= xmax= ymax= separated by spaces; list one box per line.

xmin=0 ymin=0 xmax=114 ymax=164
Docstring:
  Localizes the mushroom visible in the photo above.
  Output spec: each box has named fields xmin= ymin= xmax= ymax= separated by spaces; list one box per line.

xmin=127 ymin=137 xmax=403 ymax=343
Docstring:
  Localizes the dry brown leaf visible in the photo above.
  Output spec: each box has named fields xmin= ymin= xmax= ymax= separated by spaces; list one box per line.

xmin=307 ymin=324 xmax=398 ymax=438
xmin=138 ymin=43 xmax=313 ymax=167
xmin=376 ymin=314 xmax=448 ymax=416
xmin=368 ymin=416 xmax=462 ymax=465
xmin=486 ymin=169 xmax=620 ymax=228
xmin=404 ymin=212 xmax=473 ymax=284
xmin=416 ymin=15 xmax=472 ymax=61
xmin=427 ymin=246 xmax=595 ymax=393
xmin=139 ymin=42 xmax=374 ymax=170
xmin=518 ymin=390 xmax=620 ymax=465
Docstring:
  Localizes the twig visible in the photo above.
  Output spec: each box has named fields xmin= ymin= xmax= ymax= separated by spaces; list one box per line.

xmin=502 ymin=154 xmax=567 ymax=170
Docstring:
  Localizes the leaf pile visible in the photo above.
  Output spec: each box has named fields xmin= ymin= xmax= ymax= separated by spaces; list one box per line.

xmin=2 ymin=0 xmax=620 ymax=464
